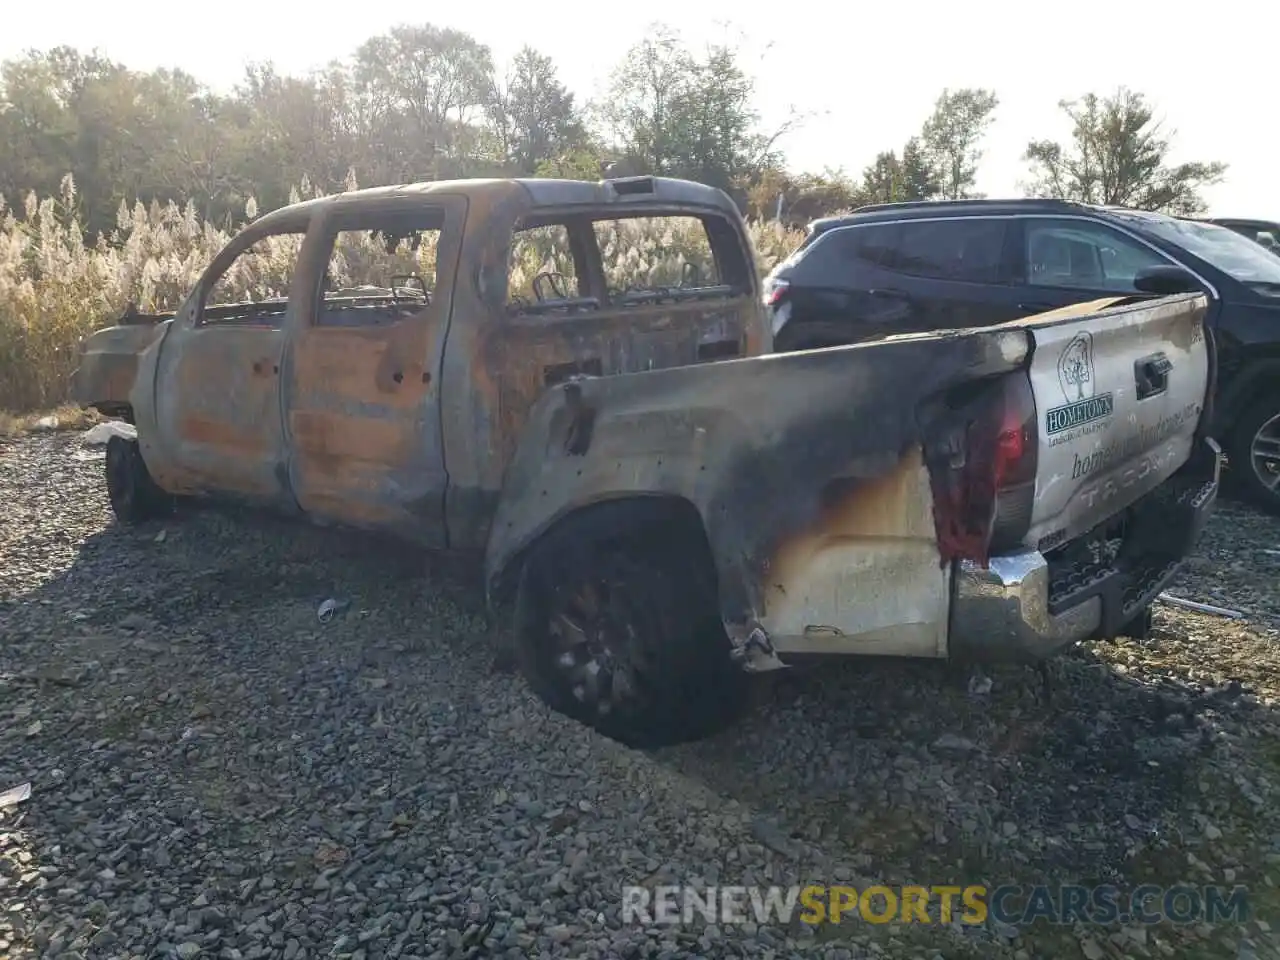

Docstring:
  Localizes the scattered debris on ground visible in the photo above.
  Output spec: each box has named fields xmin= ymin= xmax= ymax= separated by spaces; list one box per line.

xmin=2 ymin=431 xmax=1279 ymax=959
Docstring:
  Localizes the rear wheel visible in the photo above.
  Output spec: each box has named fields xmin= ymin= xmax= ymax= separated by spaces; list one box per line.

xmin=512 ymin=516 xmax=746 ymax=748
xmin=105 ymin=435 xmax=173 ymax=524
xmin=1230 ymin=397 xmax=1280 ymax=515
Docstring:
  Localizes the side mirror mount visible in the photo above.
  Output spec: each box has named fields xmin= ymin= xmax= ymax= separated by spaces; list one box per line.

xmin=1134 ymin=264 xmax=1200 ymax=295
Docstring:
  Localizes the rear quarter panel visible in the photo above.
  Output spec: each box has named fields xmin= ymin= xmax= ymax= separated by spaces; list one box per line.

xmin=485 ymin=326 xmax=1030 ymax=659
xmin=69 ymin=322 xmax=170 ymax=413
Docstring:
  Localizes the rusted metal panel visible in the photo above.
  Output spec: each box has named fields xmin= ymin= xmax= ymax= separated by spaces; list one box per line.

xmin=438 ymin=179 xmax=768 ymax=549
xmin=74 ymin=175 xmax=770 ymax=554
xmin=484 ymin=326 xmax=1030 ymax=658
xmin=275 ymin=193 xmax=469 ymax=543
xmin=69 ymin=323 xmax=167 ymax=412
xmin=149 ymin=324 xmax=290 ymax=502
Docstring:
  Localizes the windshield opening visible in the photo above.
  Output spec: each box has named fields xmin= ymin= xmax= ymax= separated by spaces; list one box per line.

xmin=1134 ymin=217 xmax=1280 ymax=288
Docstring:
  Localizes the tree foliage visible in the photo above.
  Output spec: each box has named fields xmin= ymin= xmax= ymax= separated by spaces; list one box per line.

xmin=0 ymin=30 xmax=1229 ymax=240
xmin=920 ymin=88 xmax=999 ymax=200
xmin=1023 ymin=88 xmax=1227 ymax=215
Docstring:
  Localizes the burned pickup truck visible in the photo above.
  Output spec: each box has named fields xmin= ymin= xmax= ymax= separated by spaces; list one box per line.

xmin=72 ymin=175 xmax=1221 ymax=748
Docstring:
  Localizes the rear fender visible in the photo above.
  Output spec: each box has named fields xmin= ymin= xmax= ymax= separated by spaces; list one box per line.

xmin=69 ymin=322 xmax=171 ymax=419
xmin=484 ymin=328 xmax=1030 ymax=661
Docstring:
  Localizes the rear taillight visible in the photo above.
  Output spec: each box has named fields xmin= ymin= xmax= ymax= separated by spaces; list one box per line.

xmin=924 ymin=373 xmax=1039 ymax=569
xmin=762 ymin=276 xmax=790 ymax=307
xmin=988 ymin=375 xmax=1038 ymax=553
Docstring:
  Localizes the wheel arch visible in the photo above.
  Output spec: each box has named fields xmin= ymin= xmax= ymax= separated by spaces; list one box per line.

xmin=1213 ymin=357 xmax=1280 ymax=438
xmin=488 ymin=494 xmax=720 ymax=611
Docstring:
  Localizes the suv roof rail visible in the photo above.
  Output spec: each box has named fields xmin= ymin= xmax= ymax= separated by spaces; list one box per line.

xmin=851 ymin=197 xmax=1090 ymax=215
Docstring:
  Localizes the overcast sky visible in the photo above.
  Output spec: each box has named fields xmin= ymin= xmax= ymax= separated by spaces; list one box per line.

xmin=5 ymin=0 xmax=1273 ymax=219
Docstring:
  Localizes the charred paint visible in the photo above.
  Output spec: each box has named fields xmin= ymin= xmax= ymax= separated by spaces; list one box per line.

xmin=485 ymin=325 xmax=1030 ymax=655
xmin=760 ymin=447 xmax=949 ymax=655
xmin=72 ymin=175 xmax=768 ymax=552
xmin=69 ymin=322 xmax=167 ymax=415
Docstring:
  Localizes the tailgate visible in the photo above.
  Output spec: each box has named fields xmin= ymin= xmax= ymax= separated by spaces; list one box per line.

xmin=1021 ymin=293 xmax=1210 ymax=550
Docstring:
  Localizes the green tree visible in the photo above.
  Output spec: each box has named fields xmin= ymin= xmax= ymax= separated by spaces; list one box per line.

xmin=351 ymin=24 xmax=496 ymax=180
xmin=486 ymin=47 xmax=585 ymax=174
xmin=597 ymin=25 xmax=793 ymax=193
xmin=920 ymin=87 xmax=999 ymax=200
xmin=857 ymin=138 xmax=939 ymax=205
xmin=1023 ymin=88 xmax=1227 ymax=215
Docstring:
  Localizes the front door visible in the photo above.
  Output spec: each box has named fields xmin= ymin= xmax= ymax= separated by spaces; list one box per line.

xmin=1010 ymin=217 xmax=1179 ymax=315
xmin=281 ymin=195 xmax=467 ymax=546
xmin=148 ymin=218 xmax=310 ymax=506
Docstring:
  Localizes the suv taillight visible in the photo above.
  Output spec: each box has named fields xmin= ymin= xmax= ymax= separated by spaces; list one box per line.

xmin=762 ymin=276 xmax=790 ymax=307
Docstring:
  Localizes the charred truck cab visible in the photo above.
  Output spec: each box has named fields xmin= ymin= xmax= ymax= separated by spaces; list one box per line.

xmin=72 ymin=176 xmax=1219 ymax=749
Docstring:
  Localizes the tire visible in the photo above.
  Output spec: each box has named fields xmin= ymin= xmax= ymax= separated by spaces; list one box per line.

xmin=512 ymin=516 xmax=747 ymax=749
xmin=1229 ymin=397 xmax=1280 ymax=515
xmin=105 ymin=435 xmax=173 ymax=524
xmin=1118 ymin=604 xmax=1154 ymax=641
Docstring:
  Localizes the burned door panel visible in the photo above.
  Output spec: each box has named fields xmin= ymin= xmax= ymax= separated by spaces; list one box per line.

xmin=282 ymin=197 xmax=467 ymax=545
xmin=484 ymin=303 xmax=753 ymax=466
xmin=148 ymin=227 xmax=306 ymax=503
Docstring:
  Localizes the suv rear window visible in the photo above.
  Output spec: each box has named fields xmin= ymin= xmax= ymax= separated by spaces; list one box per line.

xmin=790 ymin=218 xmax=1008 ymax=284
xmin=789 ymin=222 xmax=897 ymax=272
xmin=881 ymin=219 xmax=1009 ymax=283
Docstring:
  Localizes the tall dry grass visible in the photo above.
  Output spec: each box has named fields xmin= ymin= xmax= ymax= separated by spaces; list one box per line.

xmin=0 ymin=175 xmax=805 ymax=414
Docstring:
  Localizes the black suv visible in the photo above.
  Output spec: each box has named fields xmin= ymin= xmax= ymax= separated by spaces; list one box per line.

xmin=763 ymin=198 xmax=1280 ymax=512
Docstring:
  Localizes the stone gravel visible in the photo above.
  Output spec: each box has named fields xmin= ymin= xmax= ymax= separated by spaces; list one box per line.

xmin=3 ymin=429 xmax=1280 ymax=960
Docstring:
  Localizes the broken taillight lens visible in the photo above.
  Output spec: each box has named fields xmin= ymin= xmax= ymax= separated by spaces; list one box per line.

xmin=925 ymin=372 xmax=1039 ymax=568
xmin=988 ymin=374 xmax=1038 ymax=553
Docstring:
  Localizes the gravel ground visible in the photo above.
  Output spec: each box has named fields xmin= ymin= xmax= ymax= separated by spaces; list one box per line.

xmin=2 ymin=429 xmax=1280 ymax=960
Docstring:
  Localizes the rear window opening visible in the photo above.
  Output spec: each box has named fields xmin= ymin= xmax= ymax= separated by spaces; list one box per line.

xmin=503 ymin=211 xmax=752 ymax=318
xmin=318 ymin=217 xmax=442 ymax=328
xmin=594 ymin=215 xmax=730 ymax=304
xmin=507 ymin=222 xmax=598 ymax=317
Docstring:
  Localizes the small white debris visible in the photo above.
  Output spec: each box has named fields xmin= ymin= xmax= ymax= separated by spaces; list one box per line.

xmin=82 ymin=421 xmax=137 ymax=446
xmin=967 ymin=672 xmax=993 ymax=696
xmin=317 ymin=598 xmax=351 ymax=623
xmin=1157 ymin=593 xmax=1244 ymax=619
xmin=0 ymin=781 xmax=32 ymax=809
xmin=31 ymin=415 xmax=59 ymax=431
xmin=932 ymin=733 xmax=979 ymax=753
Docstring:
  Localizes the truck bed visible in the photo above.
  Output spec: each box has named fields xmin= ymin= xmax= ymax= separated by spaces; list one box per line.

xmin=487 ymin=292 xmax=1216 ymax=663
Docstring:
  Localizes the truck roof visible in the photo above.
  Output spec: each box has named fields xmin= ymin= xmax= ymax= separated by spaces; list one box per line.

xmin=250 ymin=176 xmax=742 ymax=231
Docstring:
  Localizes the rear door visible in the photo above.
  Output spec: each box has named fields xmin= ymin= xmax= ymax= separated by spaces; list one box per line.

xmin=781 ymin=216 xmax=1024 ymax=343
xmin=281 ymin=196 xmax=467 ymax=545
xmin=1020 ymin=293 xmax=1211 ymax=550
xmin=475 ymin=207 xmax=762 ymax=471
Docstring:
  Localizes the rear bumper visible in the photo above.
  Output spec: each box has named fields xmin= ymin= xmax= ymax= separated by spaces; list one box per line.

xmin=949 ymin=437 xmax=1221 ymax=662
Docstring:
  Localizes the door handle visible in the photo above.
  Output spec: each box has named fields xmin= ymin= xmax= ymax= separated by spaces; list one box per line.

xmin=1018 ymin=302 xmax=1055 ymax=313
xmin=251 ymin=358 xmax=278 ymax=375
xmin=1134 ymin=353 xmax=1172 ymax=400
